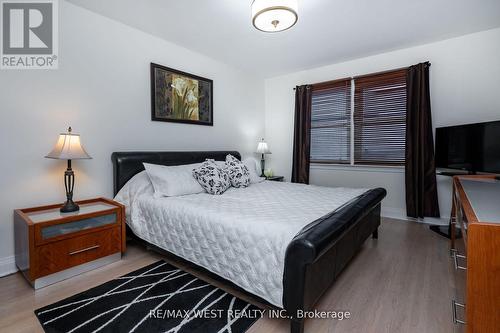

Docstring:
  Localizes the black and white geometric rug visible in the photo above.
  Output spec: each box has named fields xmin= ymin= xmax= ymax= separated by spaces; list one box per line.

xmin=35 ymin=261 xmax=261 ymax=333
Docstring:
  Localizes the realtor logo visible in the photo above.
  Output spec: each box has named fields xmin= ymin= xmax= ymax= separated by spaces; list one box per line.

xmin=1 ymin=0 xmax=58 ymax=69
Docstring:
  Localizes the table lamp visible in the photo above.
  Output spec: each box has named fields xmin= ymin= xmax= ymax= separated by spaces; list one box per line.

xmin=45 ymin=127 xmax=92 ymax=213
xmin=256 ymin=138 xmax=271 ymax=177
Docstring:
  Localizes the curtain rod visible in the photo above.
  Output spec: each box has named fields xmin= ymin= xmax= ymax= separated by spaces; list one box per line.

xmin=292 ymin=62 xmax=431 ymax=90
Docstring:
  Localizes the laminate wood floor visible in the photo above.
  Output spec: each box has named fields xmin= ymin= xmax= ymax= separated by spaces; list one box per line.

xmin=0 ymin=218 xmax=455 ymax=333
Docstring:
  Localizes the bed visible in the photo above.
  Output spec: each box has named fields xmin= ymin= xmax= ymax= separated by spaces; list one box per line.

xmin=112 ymin=151 xmax=386 ymax=333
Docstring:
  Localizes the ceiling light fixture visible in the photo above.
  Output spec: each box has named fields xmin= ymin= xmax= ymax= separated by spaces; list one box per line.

xmin=252 ymin=0 xmax=298 ymax=33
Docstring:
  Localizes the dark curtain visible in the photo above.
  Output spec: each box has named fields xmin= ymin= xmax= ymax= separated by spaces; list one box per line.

xmin=405 ymin=62 xmax=440 ymax=218
xmin=291 ymin=85 xmax=312 ymax=184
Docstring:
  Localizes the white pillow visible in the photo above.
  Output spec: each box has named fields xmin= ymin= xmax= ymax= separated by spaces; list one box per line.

xmin=114 ymin=171 xmax=153 ymax=219
xmin=143 ymin=162 xmax=205 ymax=197
xmin=242 ymin=157 xmax=265 ymax=184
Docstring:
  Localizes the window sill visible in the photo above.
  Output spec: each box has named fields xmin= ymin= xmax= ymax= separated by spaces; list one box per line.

xmin=310 ymin=162 xmax=404 ymax=174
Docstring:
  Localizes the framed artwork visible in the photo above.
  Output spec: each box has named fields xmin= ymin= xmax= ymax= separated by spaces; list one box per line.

xmin=150 ymin=63 xmax=213 ymax=126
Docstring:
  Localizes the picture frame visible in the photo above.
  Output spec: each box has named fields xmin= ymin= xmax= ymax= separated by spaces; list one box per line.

xmin=150 ymin=63 xmax=213 ymax=126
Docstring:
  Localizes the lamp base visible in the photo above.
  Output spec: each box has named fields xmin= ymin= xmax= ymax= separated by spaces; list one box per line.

xmin=260 ymin=154 xmax=265 ymax=177
xmin=60 ymin=160 xmax=79 ymax=213
xmin=60 ymin=200 xmax=80 ymax=213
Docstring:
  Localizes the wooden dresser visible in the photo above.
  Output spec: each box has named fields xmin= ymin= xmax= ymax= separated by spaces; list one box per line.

xmin=450 ymin=176 xmax=500 ymax=333
xmin=14 ymin=198 xmax=126 ymax=289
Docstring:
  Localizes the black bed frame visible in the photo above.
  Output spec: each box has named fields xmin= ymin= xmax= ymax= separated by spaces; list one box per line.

xmin=111 ymin=151 xmax=386 ymax=333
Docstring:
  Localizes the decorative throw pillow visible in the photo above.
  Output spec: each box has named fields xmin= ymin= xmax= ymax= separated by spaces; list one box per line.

xmin=225 ymin=154 xmax=250 ymax=188
xmin=192 ymin=160 xmax=231 ymax=195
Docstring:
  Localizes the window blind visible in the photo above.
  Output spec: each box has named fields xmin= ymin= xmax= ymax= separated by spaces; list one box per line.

xmin=310 ymin=79 xmax=351 ymax=164
xmin=353 ymin=69 xmax=407 ymax=165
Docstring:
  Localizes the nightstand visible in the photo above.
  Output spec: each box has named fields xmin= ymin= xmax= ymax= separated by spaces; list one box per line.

xmin=266 ymin=176 xmax=284 ymax=182
xmin=14 ymin=198 xmax=125 ymax=289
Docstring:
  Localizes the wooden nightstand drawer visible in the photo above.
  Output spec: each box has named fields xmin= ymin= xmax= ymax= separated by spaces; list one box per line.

xmin=37 ymin=212 xmax=117 ymax=242
xmin=34 ymin=226 xmax=121 ymax=279
xmin=28 ymin=201 xmax=120 ymax=246
xmin=14 ymin=198 xmax=126 ymax=288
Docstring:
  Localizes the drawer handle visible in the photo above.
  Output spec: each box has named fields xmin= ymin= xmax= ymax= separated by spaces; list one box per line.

xmin=450 ymin=249 xmax=467 ymax=270
xmin=69 ymin=245 xmax=100 ymax=256
xmin=452 ymin=300 xmax=466 ymax=325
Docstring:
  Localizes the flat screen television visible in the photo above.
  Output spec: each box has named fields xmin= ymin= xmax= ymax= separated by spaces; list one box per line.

xmin=435 ymin=120 xmax=500 ymax=174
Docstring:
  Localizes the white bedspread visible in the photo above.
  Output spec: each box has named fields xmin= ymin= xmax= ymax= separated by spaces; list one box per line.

xmin=123 ymin=181 xmax=367 ymax=307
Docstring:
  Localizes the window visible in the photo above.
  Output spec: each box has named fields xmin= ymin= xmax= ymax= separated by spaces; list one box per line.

xmin=354 ymin=70 xmax=407 ymax=165
xmin=310 ymin=69 xmax=407 ymax=166
xmin=310 ymin=79 xmax=351 ymax=164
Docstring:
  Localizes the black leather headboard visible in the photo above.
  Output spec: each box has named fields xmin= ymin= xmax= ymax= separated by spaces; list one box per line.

xmin=111 ymin=151 xmax=241 ymax=196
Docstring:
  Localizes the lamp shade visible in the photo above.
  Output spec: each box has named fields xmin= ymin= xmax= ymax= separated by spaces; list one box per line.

xmin=45 ymin=127 xmax=91 ymax=160
xmin=252 ymin=0 xmax=298 ymax=33
xmin=256 ymin=139 xmax=271 ymax=154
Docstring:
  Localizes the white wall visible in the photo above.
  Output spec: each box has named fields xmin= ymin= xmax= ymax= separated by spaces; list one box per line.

xmin=1 ymin=3 xmax=499 ymax=277
xmin=0 ymin=2 xmax=265 ymax=275
xmin=264 ymin=28 xmax=500 ymax=221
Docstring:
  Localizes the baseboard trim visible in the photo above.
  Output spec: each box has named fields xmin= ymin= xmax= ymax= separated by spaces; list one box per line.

xmin=0 ymin=255 xmax=18 ymax=277
xmin=381 ymin=207 xmax=407 ymax=221
xmin=381 ymin=207 xmax=449 ymax=226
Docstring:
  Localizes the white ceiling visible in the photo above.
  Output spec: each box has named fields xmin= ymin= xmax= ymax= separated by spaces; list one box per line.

xmin=67 ymin=0 xmax=500 ymax=77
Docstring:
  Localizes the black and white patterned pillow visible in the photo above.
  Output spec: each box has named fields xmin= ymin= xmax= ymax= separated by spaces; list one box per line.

xmin=225 ymin=154 xmax=250 ymax=188
xmin=192 ymin=160 xmax=231 ymax=195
